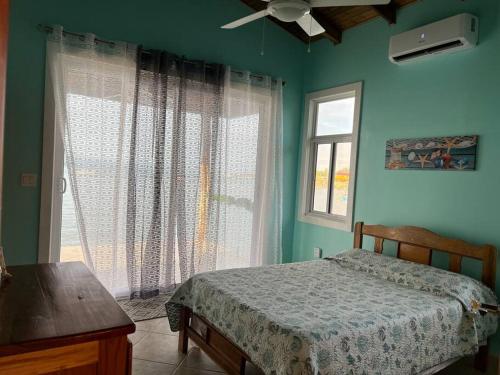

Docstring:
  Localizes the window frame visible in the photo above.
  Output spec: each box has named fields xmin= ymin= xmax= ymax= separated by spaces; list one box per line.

xmin=298 ymin=82 xmax=362 ymax=231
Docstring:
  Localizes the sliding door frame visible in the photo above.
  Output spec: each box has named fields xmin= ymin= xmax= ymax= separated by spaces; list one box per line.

xmin=0 ymin=0 xmax=9 ymax=248
xmin=38 ymin=68 xmax=64 ymax=263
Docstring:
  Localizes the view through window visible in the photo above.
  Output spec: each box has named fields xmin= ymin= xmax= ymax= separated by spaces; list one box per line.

xmin=311 ymin=97 xmax=355 ymax=217
xmin=299 ymin=82 xmax=362 ymax=231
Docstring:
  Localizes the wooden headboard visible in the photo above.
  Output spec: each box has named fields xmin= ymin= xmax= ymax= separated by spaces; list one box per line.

xmin=353 ymin=222 xmax=497 ymax=290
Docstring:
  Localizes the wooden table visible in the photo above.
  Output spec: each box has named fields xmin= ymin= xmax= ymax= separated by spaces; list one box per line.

xmin=0 ymin=262 xmax=135 ymax=374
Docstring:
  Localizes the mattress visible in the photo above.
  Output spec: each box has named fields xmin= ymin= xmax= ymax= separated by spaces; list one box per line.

xmin=166 ymin=249 xmax=497 ymax=375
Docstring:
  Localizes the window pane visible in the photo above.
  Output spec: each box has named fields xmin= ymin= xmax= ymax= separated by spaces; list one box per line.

xmin=316 ymin=97 xmax=355 ymax=136
xmin=312 ymin=143 xmax=331 ymax=212
xmin=330 ymin=142 xmax=351 ymax=216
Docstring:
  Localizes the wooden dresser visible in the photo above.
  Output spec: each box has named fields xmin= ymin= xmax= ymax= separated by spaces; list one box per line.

xmin=0 ymin=262 xmax=135 ymax=374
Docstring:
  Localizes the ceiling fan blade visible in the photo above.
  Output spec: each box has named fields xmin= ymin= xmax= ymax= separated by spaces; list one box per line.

xmin=221 ymin=9 xmax=269 ymax=29
xmin=296 ymin=14 xmax=325 ymax=37
xmin=310 ymin=0 xmax=390 ymax=7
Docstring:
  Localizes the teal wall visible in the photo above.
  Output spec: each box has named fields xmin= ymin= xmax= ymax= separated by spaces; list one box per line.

xmin=294 ymin=0 xmax=500 ymax=265
xmin=292 ymin=0 xmax=500 ymax=351
xmin=5 ymin=0 xmax=500 ymax=352
xmin=3 ymin=0 xmax=305 ymax=264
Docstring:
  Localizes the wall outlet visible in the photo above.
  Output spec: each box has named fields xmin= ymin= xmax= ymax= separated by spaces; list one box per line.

xmin=313 ymin=247 xmax=322 ymax=258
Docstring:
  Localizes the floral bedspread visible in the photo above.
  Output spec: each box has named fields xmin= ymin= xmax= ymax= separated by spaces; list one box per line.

xmin=166 ymin=249 xmax=497 ymax=375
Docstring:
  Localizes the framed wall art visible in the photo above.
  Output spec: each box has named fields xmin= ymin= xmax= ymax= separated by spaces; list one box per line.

xmin=385 ymin=135 xmax=478 ymax=171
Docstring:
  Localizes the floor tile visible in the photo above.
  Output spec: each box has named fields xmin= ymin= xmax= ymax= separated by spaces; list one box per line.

xmin=180 ymin=347 xmax=224 ymax=372
xmin=129 ymin=330 xmax=149 ymax=345
xmin=149 ymin=317 xmax=177 ymax=335
xmin=173 ymin=367 xmax=224 ymax=375
xmin=132 ymin=359 xmax=176 ymax=375
xmin=135 ymin=319 xmax=161 ymax=332
xmin=133 ymin=332 xmax=186 ymax=365
xmin=188 ymin=339 xmax=198 ymax=348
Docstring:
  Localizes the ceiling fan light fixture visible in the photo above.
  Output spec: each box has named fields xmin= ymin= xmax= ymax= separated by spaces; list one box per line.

xmin=268 ymin=0 xmax=311 ymax=23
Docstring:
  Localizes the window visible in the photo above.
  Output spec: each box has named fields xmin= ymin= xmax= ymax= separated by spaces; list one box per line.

xmin=298 ymin=82 xmax=362 ymax=231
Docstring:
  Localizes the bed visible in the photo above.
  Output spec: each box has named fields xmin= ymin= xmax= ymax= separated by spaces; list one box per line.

xmin=166 ymin=222 xmax=498 ymax=374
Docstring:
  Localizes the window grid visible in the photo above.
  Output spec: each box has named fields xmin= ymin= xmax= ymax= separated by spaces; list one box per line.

xmin=298 ymin=81 xmax=362 ymax=232
xmin=309 ymin=134 xmax=352 ymax=217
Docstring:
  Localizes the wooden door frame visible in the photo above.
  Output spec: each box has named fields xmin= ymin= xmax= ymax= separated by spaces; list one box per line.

xmin=0 ymin=0 xmax=10 ymax=247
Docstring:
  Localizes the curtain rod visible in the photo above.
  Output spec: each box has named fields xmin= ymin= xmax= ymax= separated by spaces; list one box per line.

xmin=37 ymin=24 xmax=115 ymax=47
xmin=37 ymin=24 xmax=286 ymax=87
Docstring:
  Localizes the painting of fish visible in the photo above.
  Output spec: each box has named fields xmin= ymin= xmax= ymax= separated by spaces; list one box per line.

xmin=385 ymin=135 xmax=478 ymax=170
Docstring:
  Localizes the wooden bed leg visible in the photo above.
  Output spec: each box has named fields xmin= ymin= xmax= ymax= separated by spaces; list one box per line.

xmin=239 ymin=357 xmax=246 ymax=375
xmin=178 ymin=307 xmax=190 ymax=354
xmin=474 ymin=343 xmax=489 ymax=373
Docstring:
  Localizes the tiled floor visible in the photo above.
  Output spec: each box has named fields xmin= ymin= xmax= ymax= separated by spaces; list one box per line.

xmin=130 ymin=317 xmax=227 ymax=375
xmin=129 ymin=318 xmax=497 ymax=375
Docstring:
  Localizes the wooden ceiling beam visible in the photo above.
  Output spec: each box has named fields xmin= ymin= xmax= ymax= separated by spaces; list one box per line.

xmin=310 ymin=9 xmax=342 ymax=45
xmin=236 ymin=0 xmax=419 ymax=44
xmin=372 ymin=1 xmax=397 ymax=25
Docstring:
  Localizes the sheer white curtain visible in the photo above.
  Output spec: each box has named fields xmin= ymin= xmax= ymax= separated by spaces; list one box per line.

xmin=218 ymin=69 xmax=283 ymax=268
xmin=46 ymin=26 xmax=137 ymax=297
xmin=46 ymin=27 xmax=283 ymax=298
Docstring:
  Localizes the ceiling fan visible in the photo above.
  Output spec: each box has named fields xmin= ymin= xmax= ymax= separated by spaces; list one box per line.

xmin=222 ymin=0 xmax=391 ymax=37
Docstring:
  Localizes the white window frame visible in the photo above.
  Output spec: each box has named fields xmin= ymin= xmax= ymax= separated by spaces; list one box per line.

xmin=297 ymin=81 xmax=362 ymax=231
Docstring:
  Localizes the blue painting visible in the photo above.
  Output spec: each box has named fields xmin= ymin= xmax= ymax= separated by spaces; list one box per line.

xmin=385 ymin=135 xmax=478 ymax=170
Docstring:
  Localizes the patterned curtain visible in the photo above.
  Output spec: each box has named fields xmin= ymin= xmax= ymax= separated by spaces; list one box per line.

xmin=126 ymin=49 xmax=226 ymax=298
xmin=126 ymin=59 xmax=284 ymax=298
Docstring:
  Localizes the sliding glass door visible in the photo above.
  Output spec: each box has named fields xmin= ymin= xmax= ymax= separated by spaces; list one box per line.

xmin=39 ymin=111 xmax=83 ymax=264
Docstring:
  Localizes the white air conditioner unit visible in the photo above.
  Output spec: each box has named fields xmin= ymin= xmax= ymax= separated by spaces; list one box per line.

xmin=389 ymin=13 xmax=478 ymax=64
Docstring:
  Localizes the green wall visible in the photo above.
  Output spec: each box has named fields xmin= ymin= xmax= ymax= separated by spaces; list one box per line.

xmin=292 ymin=0 xmax=500 ymax=351
xmin=5 ymin=0 xmax=500 ymax=351
xmin=294 ymin=0 xmax=500 ymax=265
xmin=3 ymin=0 xmax=305 ymax=264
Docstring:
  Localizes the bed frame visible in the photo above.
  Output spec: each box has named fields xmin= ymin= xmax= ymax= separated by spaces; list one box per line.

xmin=178 ymin=222 xmax=497 ymax=374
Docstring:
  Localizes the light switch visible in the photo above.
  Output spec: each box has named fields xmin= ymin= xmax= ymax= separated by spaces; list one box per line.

xmin=21 ymin=173 xmax=37 ymax=187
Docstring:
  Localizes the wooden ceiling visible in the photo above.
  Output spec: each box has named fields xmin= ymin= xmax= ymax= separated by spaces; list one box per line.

xmin=239 ymin=0 xmax=418 ymax=44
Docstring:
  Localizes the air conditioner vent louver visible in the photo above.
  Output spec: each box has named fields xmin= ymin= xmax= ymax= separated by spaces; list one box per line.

xmin=393 ymin=40 xmax=464 ymax=63
xmin=389 ymin=14 xmax=478 ymax=64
